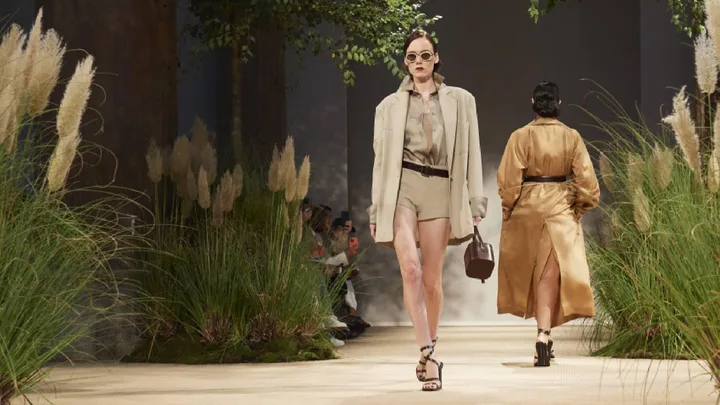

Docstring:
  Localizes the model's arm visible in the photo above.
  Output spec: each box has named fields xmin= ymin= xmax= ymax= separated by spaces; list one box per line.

xmin=570 ymin=131 xmax=600 ymax=219
xmin=497 ymin=131 xmax=526 ymax=220
xmin=467 ymin=95 xmax=488 ymax=219
xmin=367 ymin=104 xmax=384 ymax=225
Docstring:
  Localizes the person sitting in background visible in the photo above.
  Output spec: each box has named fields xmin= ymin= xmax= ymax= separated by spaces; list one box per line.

xmin=328 ymin=213 xmax=371 ymax=334
xmin=309 ymin=205 xmax=351 ymax=347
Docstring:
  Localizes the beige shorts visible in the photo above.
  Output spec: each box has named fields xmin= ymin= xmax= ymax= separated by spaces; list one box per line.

xmin=396 ymin=167 xmax=450 ymax=221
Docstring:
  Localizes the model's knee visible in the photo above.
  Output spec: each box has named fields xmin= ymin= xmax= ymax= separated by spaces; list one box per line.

xmin=400 ymin=259 xmax=422 ymax=284
xmin=423 ymin=277 xmax=442 ymax=298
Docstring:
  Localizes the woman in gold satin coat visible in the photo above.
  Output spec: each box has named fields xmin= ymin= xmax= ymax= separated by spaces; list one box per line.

xmin=496 ymin=81 xmax=600 ymax=367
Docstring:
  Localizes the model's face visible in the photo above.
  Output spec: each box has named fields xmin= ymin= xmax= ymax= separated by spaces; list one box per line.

xmin=405 ymin=38 xmax=438 ymax=81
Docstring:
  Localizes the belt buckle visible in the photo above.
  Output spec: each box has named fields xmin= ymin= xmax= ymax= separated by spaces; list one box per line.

xmin=420 ymin=165 xmax=430 ymax=177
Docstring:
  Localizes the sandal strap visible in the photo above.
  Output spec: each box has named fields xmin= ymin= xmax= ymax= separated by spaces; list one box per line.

xmin=537 ymin=328 xmax=551 ymax=336
xmin=420 ymin=344 xmax=435 ymax=360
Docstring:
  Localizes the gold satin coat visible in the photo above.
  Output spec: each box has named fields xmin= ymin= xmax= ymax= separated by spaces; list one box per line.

xmin=496 ymin=118 xmax=600 ymax=327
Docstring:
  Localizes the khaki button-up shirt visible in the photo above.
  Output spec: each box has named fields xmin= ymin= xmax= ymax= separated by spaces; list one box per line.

xmin=400 ymin=73 xmax=448 ymax=167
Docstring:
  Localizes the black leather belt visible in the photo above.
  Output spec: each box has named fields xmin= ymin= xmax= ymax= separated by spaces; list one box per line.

xmin=402 ymin=161 xmax=449 ymax=178
xmin=523 ymin=175 xmax=568 ymax=183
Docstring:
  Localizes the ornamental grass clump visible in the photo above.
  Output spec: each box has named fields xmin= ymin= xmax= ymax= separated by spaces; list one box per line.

xmin=582 ymin=1 xmax=720 ymax=389
xmin=0 ymin=9 xmax=145 ymax=405
xmin=136 ymin=125 xmax=337 ymax=363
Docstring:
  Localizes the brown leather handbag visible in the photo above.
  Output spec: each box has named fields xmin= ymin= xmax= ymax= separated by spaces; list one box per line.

xmin=464 ymin=226 xmax=496 ymax=283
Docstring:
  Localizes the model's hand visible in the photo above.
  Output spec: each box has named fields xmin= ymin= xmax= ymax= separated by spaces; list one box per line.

xmin=369 ymin=224 xmax=376 ymax=240
xmin=473 ymin=217 xmax=482 ymax=226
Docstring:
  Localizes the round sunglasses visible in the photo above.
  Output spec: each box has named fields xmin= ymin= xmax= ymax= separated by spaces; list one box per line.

xmin=405 ymin=51 xmax=435 ymax=63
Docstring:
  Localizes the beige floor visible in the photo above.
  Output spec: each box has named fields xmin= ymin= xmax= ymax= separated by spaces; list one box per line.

xmin=15 ymin=326 xmax=719 ymax=405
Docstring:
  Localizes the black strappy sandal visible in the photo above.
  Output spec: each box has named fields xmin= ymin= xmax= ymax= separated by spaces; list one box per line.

xmin=548 ymin=330 xmax=555 ymax=359
xmin=415 ymin=337 xmax=437 ymax=381
xmin=421 ymin=345 xmax=443 ymax=391
xmin=534 ymin=329 xmax=551 ymax=367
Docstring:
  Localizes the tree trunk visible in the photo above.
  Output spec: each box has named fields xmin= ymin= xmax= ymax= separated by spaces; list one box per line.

xmin=35 ymin=0 xmax=178 ymax=361
xmin=231 ymin=7 xmax=243 ymax=162
xmin=241 ymin=23 xmax=286 ymax=163
xmin=36 ymin=0 xmax=178 ymax=217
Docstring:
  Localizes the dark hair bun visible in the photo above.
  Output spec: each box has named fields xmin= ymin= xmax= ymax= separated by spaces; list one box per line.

xmin=532 ymin=81 xmax=561 ymax=118
xmin=532 ymin=98 xmax=560 ymax=118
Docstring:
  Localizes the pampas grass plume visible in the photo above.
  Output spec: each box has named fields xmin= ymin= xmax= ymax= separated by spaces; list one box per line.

xmin=146 ymin=138 xmax=163 ymax=184
xmin=295 ymin=156 xmax=310 ymax=200
xmin=26 ymin=28 xmax=65 ymax=117
xmin=651 ymin=144 xmax=673 ymax=190
xmin=232 ymin=164 xmax=244 ymax=199
xmin=268 ymin=145 xmax=281 ymax=191
xmin=198 ymin=166 xmax=211 ymax=209
xmin=56 ymin=55 xmax=95 ymax=140
xmin=632 ymin=187 xmax=652 ymax=233
xmin=662 ymin=86 xmax=701 ymax=177
xmin=694 ymin=31 xmax=718 ymax=95
xmin=46 ymin=135 xmax=80 ymax=192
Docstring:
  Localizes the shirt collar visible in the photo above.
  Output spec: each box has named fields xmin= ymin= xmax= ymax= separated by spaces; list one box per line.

xmin=399 ymin=72 xmax=446 ymax=94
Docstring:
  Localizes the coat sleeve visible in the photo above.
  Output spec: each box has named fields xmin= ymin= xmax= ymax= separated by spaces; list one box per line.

xmin=497 ymin=130 xmax=526 ymax=220
xmin=570 ymin=130 xmax=600 ymax=219
xmin=467 ymin=95 xmax=488 ymax=218
xmin=366 ymin=104 xmax=384 ymax=224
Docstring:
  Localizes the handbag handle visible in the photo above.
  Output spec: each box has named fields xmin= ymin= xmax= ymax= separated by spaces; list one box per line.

xmin=473 ymin=225 xmax=484 ymax=244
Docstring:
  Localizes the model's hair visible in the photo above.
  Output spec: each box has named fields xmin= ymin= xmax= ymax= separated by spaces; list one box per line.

xmin=532 ymin=81 xmax=561 ymax=118
xmin=403 ymin=29 xmax=441 ymax=74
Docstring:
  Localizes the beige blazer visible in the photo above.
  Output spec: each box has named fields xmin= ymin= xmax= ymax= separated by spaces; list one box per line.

xmin=367 ymin=76 xmax=488 ymax=248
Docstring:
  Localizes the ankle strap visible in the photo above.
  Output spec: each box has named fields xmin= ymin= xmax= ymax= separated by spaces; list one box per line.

xmin=420 ymin=344 xmax=435 ymax=360
xmin=537 ymin=328 xmax=551 ymax=336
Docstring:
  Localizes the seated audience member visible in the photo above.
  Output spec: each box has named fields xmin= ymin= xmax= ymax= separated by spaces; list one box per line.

xmin=327 ymin=213 xmax=371 ymax=334
xmin=309 ymin=205 xmax=350 ymax=346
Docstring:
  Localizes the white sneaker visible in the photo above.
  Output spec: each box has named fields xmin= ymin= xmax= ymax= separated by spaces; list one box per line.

xmin=330 ymin=336 xmax=345 ymax=347
xmin=326 ymin=315 xmax=347 ymax=329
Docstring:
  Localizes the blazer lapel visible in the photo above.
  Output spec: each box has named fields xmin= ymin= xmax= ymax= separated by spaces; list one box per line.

xmin=439 ymin=87 xmax=457 ymax=170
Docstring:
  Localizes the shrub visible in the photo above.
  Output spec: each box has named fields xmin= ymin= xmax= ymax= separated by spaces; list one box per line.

xmin=133 ymin=127 xmax=339 ymax=363
xmin=583 ymin=3 xmax=720 ymax=386
xmin=0 ymin=9 xmax=143 ymax=404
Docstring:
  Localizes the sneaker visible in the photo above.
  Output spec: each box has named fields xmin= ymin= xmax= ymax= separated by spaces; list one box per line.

xmin=326 ymin=314 xmax=347 ymax=329
xmin=330 ymin=336 xmax=345 ymax=347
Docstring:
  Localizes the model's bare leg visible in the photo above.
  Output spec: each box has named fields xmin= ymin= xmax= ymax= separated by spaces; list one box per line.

xmin=392 ymin=206 xmax=433 ymax=351
xmin=536 ymin=248 xmax=560 ymax=337
xmin=417 ymin=217 xmax=450 ymax=387
xmin=419 ymin=218 xmax=450 ymax=343
xmin=535 ymin=248 xmax=560 ymax=365
xmin=394 ymin=206 xmax=438 ymax=383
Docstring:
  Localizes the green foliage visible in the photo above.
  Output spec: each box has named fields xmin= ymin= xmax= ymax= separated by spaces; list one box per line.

xmin=123 ymin=332 xmax=335 ymax=364
xmin=186 ymin=0 xmax=442 ymax=86
xmin=528 ymin=0 xmax=706 ymax=37
xmin=132 ymin=132 xmax=342 ymax=363
xmin=0 ymin=146 xmax=145 ymax=404
xmin=578 ymin=83 xmax=720 ymax=386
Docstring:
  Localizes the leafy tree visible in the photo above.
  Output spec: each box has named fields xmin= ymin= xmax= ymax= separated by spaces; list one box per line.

xmin=186 ymin=0 xmax=442 ymax=87
xmin=184 ymin=0 xmax=441 ymax=161
xmin=528 ymin=0 xmax=705 ymax=37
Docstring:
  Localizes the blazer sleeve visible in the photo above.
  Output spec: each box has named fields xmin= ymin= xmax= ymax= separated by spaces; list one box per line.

xmin=570 ymin=130 xmax=600 ymax=218
xmin=366 ymin=104 xmax=384 ymax=224
xmin=467 ymin=95 xmax=488 ymax=218
xmin=497 ymin=130 xmax=526 ymax=220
